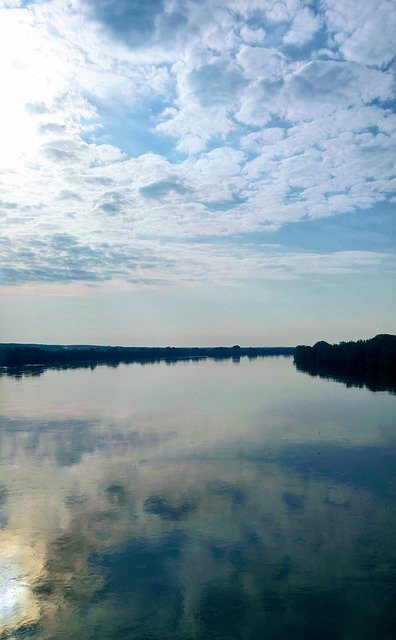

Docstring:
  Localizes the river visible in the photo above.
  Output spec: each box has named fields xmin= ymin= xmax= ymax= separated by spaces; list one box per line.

xmin=0 ymin=356 xmax=395 ymax=639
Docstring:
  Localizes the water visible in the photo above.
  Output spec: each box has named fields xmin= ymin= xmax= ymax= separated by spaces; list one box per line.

xmin=0 ymin=357 xmax=395 ymax=639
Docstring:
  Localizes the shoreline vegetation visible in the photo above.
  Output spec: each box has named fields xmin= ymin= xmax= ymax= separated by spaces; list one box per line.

xmin=294 ymin=334 xmax=396 ymax=393
xmin=0 ymin=343 xmax=294 ymax=377
xmin=1 ymin=336 xmax=394 ymax=392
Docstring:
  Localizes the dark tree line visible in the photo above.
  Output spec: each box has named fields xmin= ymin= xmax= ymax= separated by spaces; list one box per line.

xmin=0 ymin=343 xmax=294 ymax=374
xmin=294 ymin=334 xmax=396 ymax=392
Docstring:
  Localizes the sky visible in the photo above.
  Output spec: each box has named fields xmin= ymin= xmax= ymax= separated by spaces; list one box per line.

xmin=0 ymin=0 xmax=395 ymax=346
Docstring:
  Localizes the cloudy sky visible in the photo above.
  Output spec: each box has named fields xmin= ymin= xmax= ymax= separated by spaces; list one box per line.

xmin=0 ymin=0 xmax=395 ymax=345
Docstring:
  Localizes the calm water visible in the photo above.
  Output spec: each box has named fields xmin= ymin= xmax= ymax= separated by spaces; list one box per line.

xmin=0 ymin=357 xmax=395 ymax=640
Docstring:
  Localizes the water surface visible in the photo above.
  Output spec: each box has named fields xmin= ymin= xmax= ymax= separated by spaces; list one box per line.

xmin=0 ymin=357 xmax=395 ymax=639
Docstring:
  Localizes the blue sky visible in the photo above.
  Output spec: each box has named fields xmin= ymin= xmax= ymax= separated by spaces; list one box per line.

xmin=0 ymin=0 xmax=395 ymax=345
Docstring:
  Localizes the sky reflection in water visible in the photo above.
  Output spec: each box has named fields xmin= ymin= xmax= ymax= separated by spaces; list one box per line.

xmin=0 ymin=357 xmax=395 ymax=639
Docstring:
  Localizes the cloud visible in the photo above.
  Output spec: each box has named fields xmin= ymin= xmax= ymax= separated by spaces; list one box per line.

xmin=322 ymin=0 xmax=396 ymax=67
xmin=26 ymin=101 xmax=50 ymax=115
xmin=0 ymin=0 xmax=394 ymax=289
xmin=0 ymin=200 xmax=18 ymax=211
xmin=189 ymin=60 xmax=248 ymax=107
xmin=237 ymin=60 xmax=394 ymax=126
xmin=57 ymin=190 xmax=83 ymax=201
xmin=155 ymin=104 xmax=235 ymax=153
xmin=283 ymin=7 xmax=322 ymax=47
xmin=42 ymin=140 xmax=83 ymax=163
xmin=38 ymin=122 xmax=67 ymax=135
xmin=94 ymin=190 xmax=132 ymax=216
xmin=236 ymin=46 xmax=285 ymax=80
xmin=2 ymin=222 xmax=391 ymax=287
xmin=241 ymin=127 xmax=285 ymax=151
xmin=239 ymin=25 xmax=266 ymax=44
xmin=285 ymin=61 xmax=393 ymax=115
xmin=139 ymin=179 xmax=190 ymax=198
xmin=82 ymin=0 xmax=188 ymax=49
xmin=0 ymin=233 xmax=133 ymax=285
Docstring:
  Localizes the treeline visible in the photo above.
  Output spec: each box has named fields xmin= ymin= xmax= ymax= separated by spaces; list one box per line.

xmin=294 ymin=334 xmax=396 ymax=392
xmin=0 ymin=343 xmax=294 ymax=370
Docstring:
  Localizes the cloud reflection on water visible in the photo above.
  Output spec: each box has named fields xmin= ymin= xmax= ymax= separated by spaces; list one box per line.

xmin=0 ymin=358 xmax=395 ymax=638
xmin=0 ymin=533 xmax=44 ymax=636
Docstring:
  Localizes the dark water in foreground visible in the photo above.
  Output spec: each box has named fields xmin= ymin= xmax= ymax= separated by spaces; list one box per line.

xmin=0 ymin=357 xmax=395 ymax=639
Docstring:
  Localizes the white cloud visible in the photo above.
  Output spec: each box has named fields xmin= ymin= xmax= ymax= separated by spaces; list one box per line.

xmin=239 ymin=25 xmax=266 ymax=44
xmin=236 ymin=46 xmax=285 ymax=80
xmin=0 ymin=0 xmax=395 ymax=289
xmin=156 ymin=105 xmax=235 ymax=153
xmin=265 ymin=1 xmax=302 ymax=24
xmin=283 ymin=7 xmax=322 ymax=46
xmin=322 ymin=0 xmax=396 ymax=67
xmin=240 ymin=129 xmax=284 ymax=155
xmin=236 ymin=60 xmax=394 ymax=126
xmin=3 ymin=224 xmax=390 ymax=287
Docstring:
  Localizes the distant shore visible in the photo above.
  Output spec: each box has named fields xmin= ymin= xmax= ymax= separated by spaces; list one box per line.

xmin=2 ymin=337 xmax=394 ymax=392
xmin=0 ymin=343 xmax=295 ymax=370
